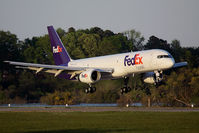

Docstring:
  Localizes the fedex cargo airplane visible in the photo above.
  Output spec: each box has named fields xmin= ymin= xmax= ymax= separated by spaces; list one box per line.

xmin=5 ymin=26 xmax=187 ymax=94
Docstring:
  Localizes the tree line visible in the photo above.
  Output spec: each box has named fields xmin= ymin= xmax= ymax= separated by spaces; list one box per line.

xmin=0 ymin=27 xmax=199 ymax=107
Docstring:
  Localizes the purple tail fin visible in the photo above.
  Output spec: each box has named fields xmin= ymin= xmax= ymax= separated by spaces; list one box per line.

xmin=47 ymin=26 xmax=71 ymax=66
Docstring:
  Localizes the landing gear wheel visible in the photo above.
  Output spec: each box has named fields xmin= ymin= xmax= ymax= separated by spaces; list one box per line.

xmin=85 ymin=88 xmax=89 ymax=94
xmin=121 ymin=89 xmax=124 ymax=94
xmin=120 ymin=77 xmax=132 ymax=94
xmin=84 ymin=86 xmax=96 ymax=94
xmin=123 ymin=87 xmax=127 ymax=93
xmin=127 ymin=87 xmax=131 ymax=92
xmin=88 ymin=87 xmax=92 ymax=92
xmin=92 ymin=87 xmax=96 ymax=93
xmin=120 ymin=86 xmax=131 ymax=94
xmin=121 ymin=87 xmax=127 ymax=94
xmin=153 ymin=70 xmax=163 ymax=84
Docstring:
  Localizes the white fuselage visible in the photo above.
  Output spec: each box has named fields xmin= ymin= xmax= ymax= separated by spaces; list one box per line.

xmin=68 ymin=49 xmax=175 ymax=78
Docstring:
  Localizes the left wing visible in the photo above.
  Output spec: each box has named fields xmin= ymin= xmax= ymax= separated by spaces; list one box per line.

xmin=4 ymin=61 xmax=114 ymax=78
xmin=173 ymin=62 xmax=188 ymax=68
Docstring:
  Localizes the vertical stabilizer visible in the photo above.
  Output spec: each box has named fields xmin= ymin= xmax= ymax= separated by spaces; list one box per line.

xmin=47 ymin=26 xmax=71 ymax=65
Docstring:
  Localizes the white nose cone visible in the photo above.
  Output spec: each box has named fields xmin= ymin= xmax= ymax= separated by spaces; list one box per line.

xmin=168 ymin=58 xmax=175 ymax=68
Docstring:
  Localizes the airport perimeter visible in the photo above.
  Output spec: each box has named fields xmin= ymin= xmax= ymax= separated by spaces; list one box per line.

xmin=0 ymin=106 xmax=199 ymax=112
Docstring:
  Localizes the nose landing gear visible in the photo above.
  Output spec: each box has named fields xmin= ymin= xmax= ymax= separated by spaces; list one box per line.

xmin=154 ymin=70 xmax=163 ymax=86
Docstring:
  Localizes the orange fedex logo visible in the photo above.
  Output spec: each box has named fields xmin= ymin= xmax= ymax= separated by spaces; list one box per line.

xmin=53 ymin=46 xmax=62 ymax=53
xmin=82 ymin=74 xmax=88 ymax=78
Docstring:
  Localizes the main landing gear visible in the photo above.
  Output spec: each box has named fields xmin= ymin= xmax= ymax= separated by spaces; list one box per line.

xmin=84 ymin=77 xmax=132 ymax=94
xmin=84 ymin=84 xmax=96 ymax=94
xmin=121 ymin=77 xmax=132 ymax=94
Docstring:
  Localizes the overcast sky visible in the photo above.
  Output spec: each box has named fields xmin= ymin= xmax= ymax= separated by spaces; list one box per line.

xmin=0 ymin=0 xmax=198 ymax=47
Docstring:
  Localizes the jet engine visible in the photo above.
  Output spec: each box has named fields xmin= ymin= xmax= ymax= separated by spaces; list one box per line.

xmin=143 ymin=71 xmax=163 ymax=84
xmin=79 ymin=69 xmax=101 ymax=84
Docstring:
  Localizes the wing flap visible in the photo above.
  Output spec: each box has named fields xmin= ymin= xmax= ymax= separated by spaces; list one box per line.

xmin=5 ymin=61 xmax=81 ymax=70
xmin=68 ymin=70 xmax=84 ymax=79
xmin=5 ymin=61 xmax=113 ymax=77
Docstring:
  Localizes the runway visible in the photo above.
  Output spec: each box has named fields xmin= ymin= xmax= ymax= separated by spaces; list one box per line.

xmin=0 ymin=107 xmax=199 ymax=112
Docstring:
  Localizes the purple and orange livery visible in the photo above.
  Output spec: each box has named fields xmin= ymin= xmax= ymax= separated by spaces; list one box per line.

xmin=47 ymin=26 xmax=74 ymax=80
xmin=124 ymin=54 xmax=143 ymax=66
xmin=47 ymin=26 xmax=71 ymax=66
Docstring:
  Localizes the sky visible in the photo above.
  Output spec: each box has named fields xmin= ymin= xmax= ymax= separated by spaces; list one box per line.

xmin=0 ymin=0 xmax=198 ymax=47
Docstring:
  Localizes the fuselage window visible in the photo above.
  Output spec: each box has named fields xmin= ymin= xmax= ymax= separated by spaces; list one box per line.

xmin=157 ymin=55 xmax=171 ymax=59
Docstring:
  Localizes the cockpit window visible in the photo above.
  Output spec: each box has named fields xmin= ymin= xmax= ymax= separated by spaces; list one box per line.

xmin=157 ymin=55 xmax=172 ymax=59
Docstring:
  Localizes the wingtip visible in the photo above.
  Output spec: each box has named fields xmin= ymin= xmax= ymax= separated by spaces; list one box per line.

xmin=173 ymin=61 xmax=188 ymax=68
xmin=4 ymin=61 xmax=10 ymax=63
xmin=182 ymin=61 xmax=188 ymax=66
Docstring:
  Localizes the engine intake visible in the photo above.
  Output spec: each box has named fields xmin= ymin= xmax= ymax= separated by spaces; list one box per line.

xmin=79 ymin=69 xmax=101 ymax=84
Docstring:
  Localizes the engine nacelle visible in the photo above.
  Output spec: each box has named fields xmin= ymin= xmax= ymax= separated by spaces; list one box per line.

xmin=143 ymin=72 xmax=156 ymax=84
xmin=143 ymin=71 xmax=163 ymax=84
xmin=79 ymin=69 xmax=101 ymax=84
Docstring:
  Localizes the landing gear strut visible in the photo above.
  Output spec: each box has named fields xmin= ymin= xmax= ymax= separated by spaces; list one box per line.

xmin=154 ymin=70 xmax=163 ymax=86
xmin=121 ymin=77 xmax=132 ymax=94
xmin=84 ymin=84 xmax=96 ymax=94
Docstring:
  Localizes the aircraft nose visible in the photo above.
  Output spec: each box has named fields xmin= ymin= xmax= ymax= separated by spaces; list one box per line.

xmin=168 ymin=58 xmax=175 ymax=68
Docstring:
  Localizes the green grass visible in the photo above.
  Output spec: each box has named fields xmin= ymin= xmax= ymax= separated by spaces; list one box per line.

xmin=0 ymin=111 xmax=199 ymax=133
